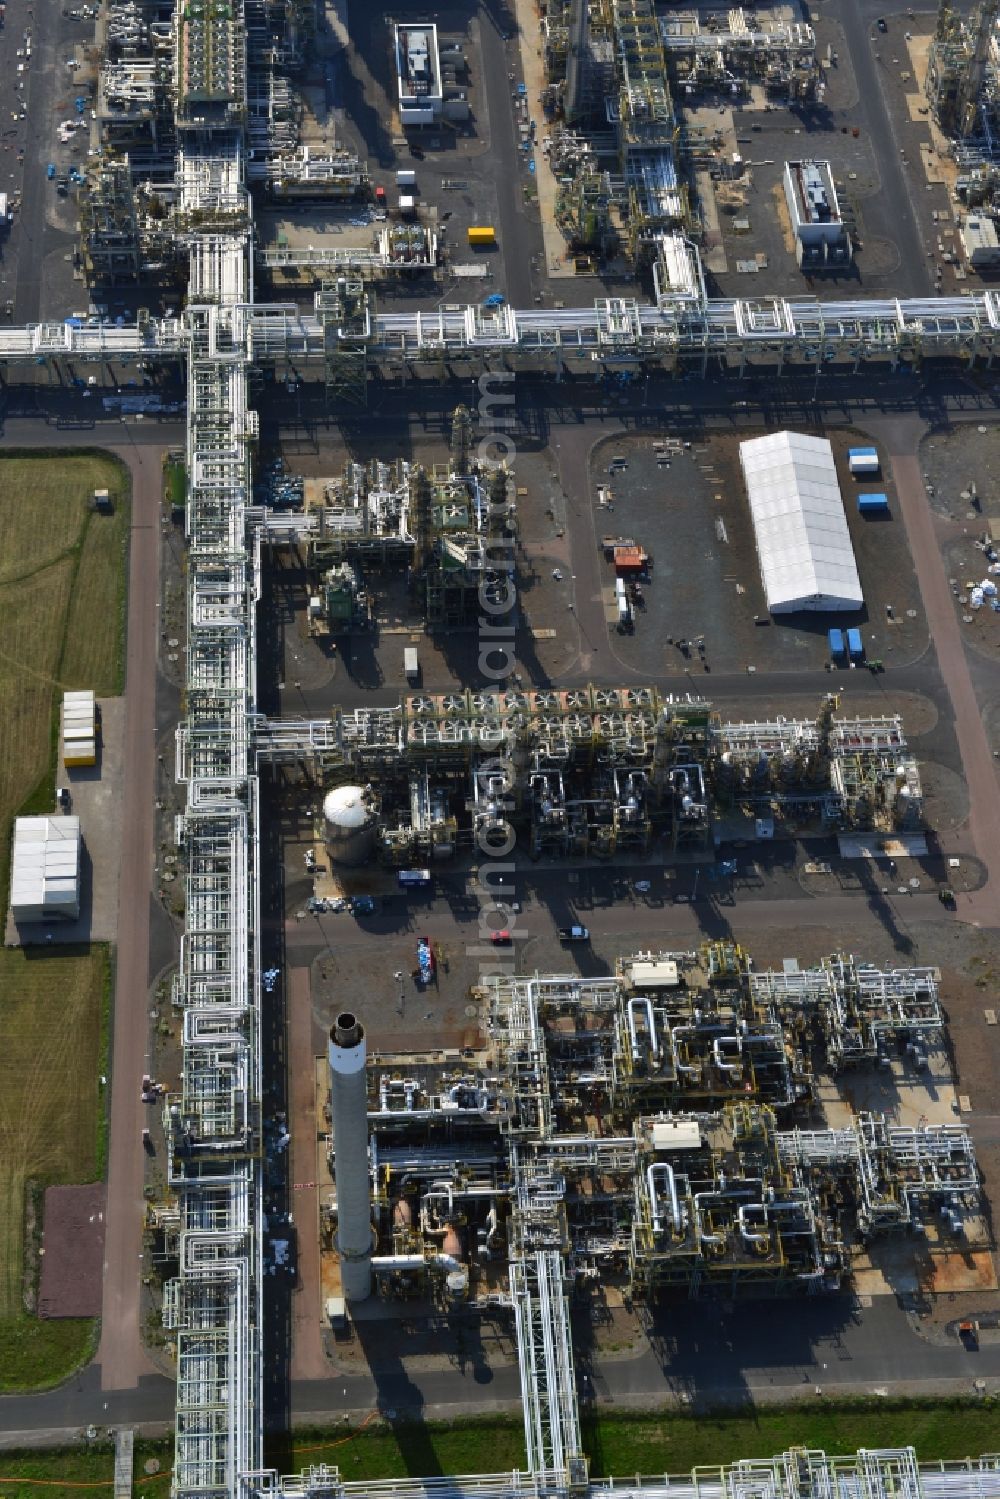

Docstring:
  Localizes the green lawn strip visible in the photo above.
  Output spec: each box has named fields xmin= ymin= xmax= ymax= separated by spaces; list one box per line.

xmin=273 ymin=1402 xmax=1000 ymax=1483
xmin=164 ymin=458 xmax=186 ymax=512
xmin=1 ymin=1402 xmax=999 ymax=1495
xmin=0 ymin=1438 xmax=175 ymax=1497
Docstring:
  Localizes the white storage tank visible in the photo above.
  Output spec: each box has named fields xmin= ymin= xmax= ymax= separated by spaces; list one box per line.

xmin=323 ymin=784 xmax=377 ymax=866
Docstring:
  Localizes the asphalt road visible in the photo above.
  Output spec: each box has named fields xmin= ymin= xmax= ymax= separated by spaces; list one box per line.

xmin=96 ymin=439 xmax=163 ymax=1391
xmin=477 ymin=0 xmax=536 ymax=307
xmin=886 ymin=441 xmax=1000 ymax=925
xmin=830 ymin=0 xmax=933 ymax=299
xmin=2 ymin=1270 xmax=999 ymax=1444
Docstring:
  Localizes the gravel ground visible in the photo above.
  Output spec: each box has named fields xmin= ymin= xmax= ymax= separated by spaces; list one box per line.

xmin=920 ymin=425 xmax=1000 ymax=662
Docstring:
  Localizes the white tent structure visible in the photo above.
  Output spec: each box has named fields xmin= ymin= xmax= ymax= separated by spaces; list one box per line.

xmin=10 ymin=815 xmax=81 ymax=923
xmin=739 ymin=430 xmax=863 ymax=614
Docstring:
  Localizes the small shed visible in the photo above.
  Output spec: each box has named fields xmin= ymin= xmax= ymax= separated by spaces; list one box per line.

xmin=857 ymin=492 xmax=889 ymax=515
xmin=848 ymin=447 xmax=880 ymax=477
xmin=612 ymin=544 xmax=648 ymax=575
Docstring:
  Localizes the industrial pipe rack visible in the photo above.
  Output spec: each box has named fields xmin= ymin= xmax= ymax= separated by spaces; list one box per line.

xmin=8 ymin=290 xmax=1000 ymax=371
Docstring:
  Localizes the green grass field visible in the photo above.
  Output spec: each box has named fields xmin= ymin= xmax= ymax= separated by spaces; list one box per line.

xmin=0 ymin=1401 xmax=998 ymax=1496
xmin=0 ymin=451 xmax=128 ymax=1388
xmin=269 ymin=1404 xmax=1000 ymax=1480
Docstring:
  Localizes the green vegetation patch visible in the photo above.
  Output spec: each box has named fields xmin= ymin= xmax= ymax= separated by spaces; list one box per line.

xmin=0 ymin=450 xmax=128 ymax=1389
xmin=164 ymin=457 xmax=186 ymax=512
xmin=2 ymin=1401 xmax=1000 ymax=1494
xmin=270 ymin=1402 xmax=1000 ymax=1483
xmin=0 ymin=1317 xmax=98 ymax=1396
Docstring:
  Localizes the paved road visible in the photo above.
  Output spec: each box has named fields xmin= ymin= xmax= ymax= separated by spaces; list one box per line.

xmin=477 ymin=4 xmax=536 ymax=306
xmin=832 ymin=0 xmax=932 ymax=299
xmin=96 ymin=439 xmax=163 ymax=1390
xmin=886 ymin=439 xmax=1000 ymax=926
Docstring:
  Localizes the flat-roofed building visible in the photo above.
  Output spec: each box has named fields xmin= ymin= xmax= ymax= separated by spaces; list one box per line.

xmin=783 ymin=159 xmax=852 ymax=268
xmin=960 ymin=215 xmax=1000 ymax=270
xmin=10 ymin=815 xmax=81 ymax=923
xmin=395 ymin=24 xmax=443 ymax=125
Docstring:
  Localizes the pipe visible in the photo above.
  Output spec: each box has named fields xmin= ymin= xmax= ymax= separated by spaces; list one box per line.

xmin=422 ymin=1181 xmax=454 ymax=1219
xmin=647 ymin=1162 xmax=683 ymax=1234
xmin=737 ymin=1204 xmax=770 ymax=1248
xmin=486 ymin=1205 xmax=499 ymax=1251
xmin=628 ymin=997 xmax=658 ymax=1064
xmin=371 ymin=1253 xmax=463 ymax=1274
xmin=713 ymin=1035 xmax=743 ymax=1078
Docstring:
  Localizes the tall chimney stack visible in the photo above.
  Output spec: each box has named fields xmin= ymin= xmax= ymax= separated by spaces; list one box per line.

xmin=328 ymin=1012 xmax=372 ymax=1301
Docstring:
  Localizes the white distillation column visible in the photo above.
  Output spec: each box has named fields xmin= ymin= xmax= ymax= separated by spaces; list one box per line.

xmin=328 ymin=1011 xmax=373 ymax=1301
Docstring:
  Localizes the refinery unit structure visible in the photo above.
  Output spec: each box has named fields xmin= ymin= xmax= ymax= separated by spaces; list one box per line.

xmin=545 ymin=0 xmax=820 ymax=265
xmin=4 ymin=0 xmax=1000 ymax=1483
xmin=254 ymin=689 xmax=925 ymax=867
xmin=280 ymin=408 xmax=518 ymax=633
xmin=329 ymin=946 xmax=976 ymax=1303
xmin=305 ymin=947 xmax=983 ymax=1489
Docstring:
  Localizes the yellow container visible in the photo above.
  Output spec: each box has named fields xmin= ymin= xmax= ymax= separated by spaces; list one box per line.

xmin=467 ymin=226 xmax=496 ymax=247
xmin=64 ymin=741 xmax=96 ymax=767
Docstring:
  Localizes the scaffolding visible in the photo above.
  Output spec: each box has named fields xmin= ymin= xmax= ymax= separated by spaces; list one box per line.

xmin=79 ymin=155 xmax=142 ymax=284
xmin=317 ymin=276 xmax=371 ymax=407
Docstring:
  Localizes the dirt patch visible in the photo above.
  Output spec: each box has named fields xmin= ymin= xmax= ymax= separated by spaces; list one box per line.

xmin=37 ymin=1184 xmax=106 ymax=1318
xmin=928 ymin=1249 xmax=997 ymax=1294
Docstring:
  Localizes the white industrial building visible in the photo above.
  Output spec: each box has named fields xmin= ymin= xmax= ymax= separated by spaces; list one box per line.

xmin=394 ymin=24 xmax=443 ymax=124
xmin=10 ymin=815 xmax=82 ymax=923
xmin=960 ymin=215 xmax=1000 ymax=269
xmin=739 ymin=430 xmax=864 ymax=614
xmin=783 ymin=160 xmax=852 ymax=267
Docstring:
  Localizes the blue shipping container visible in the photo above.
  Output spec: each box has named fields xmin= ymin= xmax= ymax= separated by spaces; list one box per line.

xmin=828 ymin=628 xmax=845 ymax=657
xmin=858 ymin=493 xmax=889 ymax=514
xmin=847 ymin=628 xmax=864 ymax=659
